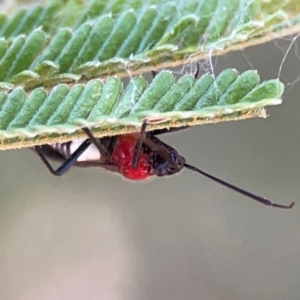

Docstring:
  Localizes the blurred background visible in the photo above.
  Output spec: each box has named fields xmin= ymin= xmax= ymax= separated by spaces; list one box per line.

xmin=1 ymin=2 xmax=300 ymax=300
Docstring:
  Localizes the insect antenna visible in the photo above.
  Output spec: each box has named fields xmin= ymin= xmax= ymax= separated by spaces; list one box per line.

xmin=184 ymin=163 xmax=295 ymax=209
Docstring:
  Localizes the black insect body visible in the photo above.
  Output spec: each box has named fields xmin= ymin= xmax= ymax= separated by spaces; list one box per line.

xmin=34 ymin=123 xmax=295 ymax=209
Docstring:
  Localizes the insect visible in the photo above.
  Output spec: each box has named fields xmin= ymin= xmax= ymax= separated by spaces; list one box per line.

xmin=34 ymin=121 xmax=295 ymax=209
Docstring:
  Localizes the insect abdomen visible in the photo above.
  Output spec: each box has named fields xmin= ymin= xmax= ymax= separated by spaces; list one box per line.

xmin=52 ymin=139 xmax=101 ymax=162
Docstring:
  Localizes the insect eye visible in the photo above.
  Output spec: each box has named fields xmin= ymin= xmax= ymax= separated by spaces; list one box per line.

xmin=170 ymin=151 xmax=178 ymax=161
xmin=155 ymin=163 xmax=167 ymax=176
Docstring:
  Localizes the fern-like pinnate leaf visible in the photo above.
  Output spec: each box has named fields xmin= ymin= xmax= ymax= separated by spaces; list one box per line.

xmin=0 ymin=0 xmax=299 ymax=87
xmin=0 ymin=69 xmax=283 ymax=149
xmin=0 ymin=0 xmax=297 ymax=148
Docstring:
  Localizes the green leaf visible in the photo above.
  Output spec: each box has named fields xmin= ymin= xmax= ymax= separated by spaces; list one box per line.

xmin=0 ymin=0 xmax=61 ymax=37
xmin=0 ymin=0 xmax=296 ymax=149
xmin=0 ymin=29 xmax=46 ymax=81
xmin=0 ymin=70 xmax=283 ymax=149
xmin=0 ymin=0 xmax=298 ymax=87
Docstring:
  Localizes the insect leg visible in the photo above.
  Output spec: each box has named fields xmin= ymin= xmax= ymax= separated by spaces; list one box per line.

xmin=151 ymin=126 xmax=189 ymax=136
xmin=131 ymin=121 xmax=147 ymax=169
xmin=132 ymin=121 xmax=180 ymax=171
xmin=82 ymin=127 xmax=109 ymax=159
xmin=35 ymin=139 xmax=91 ymax=176
xmin=141 ymin=136 xmax=180 ymax=172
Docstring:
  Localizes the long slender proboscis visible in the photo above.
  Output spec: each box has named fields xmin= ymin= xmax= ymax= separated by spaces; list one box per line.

xmin=184 ymin=163 xmax=295 ymax=209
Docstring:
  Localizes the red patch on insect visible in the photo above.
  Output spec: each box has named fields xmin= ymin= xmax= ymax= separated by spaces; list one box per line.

xmin=110 ymin=135 xmax=150 ymax=180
